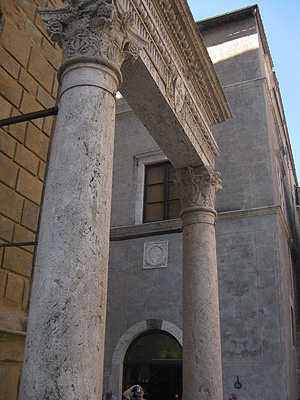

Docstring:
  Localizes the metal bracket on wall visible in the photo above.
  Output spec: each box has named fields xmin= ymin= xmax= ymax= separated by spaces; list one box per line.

xmin=0 ymin=106 xmax=58 ymax=127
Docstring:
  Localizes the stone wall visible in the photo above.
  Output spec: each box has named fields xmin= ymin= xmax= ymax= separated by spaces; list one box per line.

xmin=104 ymin=9 xmax=300 ymax=399
xmin=0 ymin=1 xmax=61 ymax=398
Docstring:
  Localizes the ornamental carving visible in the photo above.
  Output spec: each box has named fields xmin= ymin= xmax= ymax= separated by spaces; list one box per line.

xmin=174 ymin=75 xmax=186 ymax=114
xmin=176 ymin=166 xmax=222 ymax=211
xmin=143 ymin=241 xmax=168 ymax=269
xmin=39 ymin=0 xmax=147 ymax=76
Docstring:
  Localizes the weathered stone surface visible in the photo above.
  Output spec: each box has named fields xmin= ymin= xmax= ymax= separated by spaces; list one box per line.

xmin=21 ymin=199 xmax=40 ymax=232
xmin=14 ymin=144 xmax=39 ymax=176
xmin=177 ymin=165 xmax=223 ymax=400
xmin=0 ymin=183 xmax=24 ymax=223
xmin=0 ymin=129 xmax=16 ymax=158
xmin=0 ymin=153 xmax=18 ymax=188
xmin=25 ymin=122 xmax=50 ymax=161
xmin=16 ymin=169 xmax=43 ymax=205
xmin=4 ymin=273 xmax=24 ymax=308
xmin=20 ymin=63 xmax=119 ymax=399
xmin=2 ymin=247 xmax=33 ymax=278
xmin=0 ymin=215 xmax=14 ymax=242
xmin=0 ymin=67 xmax=23 ymax=108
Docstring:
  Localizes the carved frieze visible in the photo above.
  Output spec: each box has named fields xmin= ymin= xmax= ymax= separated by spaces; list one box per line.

xmin=39 ymin=0 xmax=147 ymax=79
xmin=176 ymin=166 xmax=222 ymax=212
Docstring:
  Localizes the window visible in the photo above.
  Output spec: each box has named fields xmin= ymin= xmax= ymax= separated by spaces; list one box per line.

xmin=143 ymin=162 xmax=180 ymax=222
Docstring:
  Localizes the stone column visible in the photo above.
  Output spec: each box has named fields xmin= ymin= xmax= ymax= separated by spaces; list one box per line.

xmin=177 ymin=166 xmax=223 ymax=400
xmin=20 ymin=1 xmax=145 ymax=399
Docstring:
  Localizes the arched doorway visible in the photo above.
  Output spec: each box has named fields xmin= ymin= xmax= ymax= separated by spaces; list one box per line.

xmin=123 ymin=330 xmax=182 ymax=400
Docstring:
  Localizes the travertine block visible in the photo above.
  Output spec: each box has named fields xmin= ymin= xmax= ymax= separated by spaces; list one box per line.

xmin=0 ymin=130 xmax=16 ymax=158
xmin=0 ymin=47 xmax=20 ymax=80
xmin=21 ymin=199 xmax=39 ymax=231
xmin=0 ymin=270 xmax=7 ymax=298
xmin=0 ymin=67 xmax=23 ymax=108
xmin=28 ymin=47 xmax=55 ymax=93
xmin=38 ymin=160 xmax=46 ymax=181
xmin=0 ymin=215 xmax=14 ymax=242
xmin=40 ymin=36 xmax=62 ymax=70
xmin=7 ymin=115 xmax=27 ymax=143
xmin=0 ymin=183 xmax=23 ymax=222
xmin=25 ymin=122 xmax=49 ymax=161
xmin=51 ymin=75 xmax=59 ymax=98
xmin=13 ymin=225 xmax=35 ymax=252
xmin=18 ymin=68 xmax=38 ymax=96
xmin=21 ymin=279 xmax=30 ymax=311
xmin=14 ymin=0 xmax=37 ymax=22
xmin=0 ymin=333 xmax=26 ymax=362
xmin=24 ymin=19 xmax=43 ymax=47
xmin=16 ymin=169 xmax=43 ymax=204
xmin=42 ymin=114 xmax=54 ymax=137
xmin=19 ymin=91 xmax=43 ymax=129
xmin=36 ymin=85 xmax=55 ymax=109
xmin=0 ymin=96 xmax=12 ymax=120
xmin=2 ymin=247 xmax=33 ymax=277
xmin=0 ymin=153 xmax=18 ymax=188
xmin=0 ymin=363 xmax=22 ymax=400
xmin=34 ymin=4 xmax=49 ymax=31
xmin=14 ymin=143 xmax=39 ymax=175
xmin=0 ymin=19 xmax=31 ymax=68
xmin=4 ymin=272 xmax=24 ymax=307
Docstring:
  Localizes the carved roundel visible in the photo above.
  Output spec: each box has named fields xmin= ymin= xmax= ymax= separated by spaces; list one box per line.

xmin=143 ymin=241 xmax=168 ymax=269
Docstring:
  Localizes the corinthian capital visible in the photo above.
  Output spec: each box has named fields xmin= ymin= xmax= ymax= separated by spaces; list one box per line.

xmin=176 ymin=166 xmax=222 ymax=213
xmin=39 ymin=0 xmax=147 ymax=79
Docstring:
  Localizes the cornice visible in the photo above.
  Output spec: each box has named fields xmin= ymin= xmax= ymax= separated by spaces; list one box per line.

xmin=216 ymin=205 xmax=281 ymax=221
xmin=110 ymin=218 xmax=182 ymax=241
xmin=154 ymin=0 xmax=231 ymax=125
xmin=110 ymin=205 xmax=297 ymax=258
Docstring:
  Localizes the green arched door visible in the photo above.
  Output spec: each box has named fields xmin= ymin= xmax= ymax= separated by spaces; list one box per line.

xmin=123 ymin=330 xmax=182 ymax=400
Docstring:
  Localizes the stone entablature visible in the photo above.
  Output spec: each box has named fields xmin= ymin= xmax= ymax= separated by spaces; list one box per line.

xmin=118 ymin=0 xmax=231 ymax=166
xmin=40 ymin=0 xmax=231 ymax=168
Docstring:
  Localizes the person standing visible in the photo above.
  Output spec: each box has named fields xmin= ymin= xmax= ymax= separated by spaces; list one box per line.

xmin=104 ymin=389 xmax=117 ymax=400
xmin=123 ymin=385 xmax=146 ymax=400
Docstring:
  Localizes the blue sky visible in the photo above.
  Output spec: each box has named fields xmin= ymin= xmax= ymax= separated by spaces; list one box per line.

xmin=187 ymin=0 xmax=300 ymax=182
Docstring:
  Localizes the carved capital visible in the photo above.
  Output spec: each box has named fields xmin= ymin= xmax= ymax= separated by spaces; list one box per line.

xmin=176 ymin=166 xmax=222 ymax=214
xmin=39 ymin=0 xmax=147 ymax=81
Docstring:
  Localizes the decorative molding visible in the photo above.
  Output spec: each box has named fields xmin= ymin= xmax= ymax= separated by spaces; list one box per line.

xmin=143 ymin=241 xmax=168 ymax=269
xmin=217 ymin=205 xmax=281 ymax=221
xmin=39 ymin=0 xmax=147 ymax=81
xmin=217 ymin=205 xmax=297 ymax=257
xmin=117 ymin=0 xmax=230 ymax=162
xmin=176 ymin=166 xmax=222 ymax=213
xmin=222 ymin=76 xmax=266 ymax=93
xmin=110 ymin=218 xmax=182 ymax=241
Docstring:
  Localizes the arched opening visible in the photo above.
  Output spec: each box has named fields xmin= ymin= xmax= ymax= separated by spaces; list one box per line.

xmin=123 ymin=330 xmax=182 ymax=400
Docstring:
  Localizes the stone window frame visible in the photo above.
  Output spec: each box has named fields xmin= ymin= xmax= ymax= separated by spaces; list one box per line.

xmin=134 ymin=149 xmax=168 ymax=225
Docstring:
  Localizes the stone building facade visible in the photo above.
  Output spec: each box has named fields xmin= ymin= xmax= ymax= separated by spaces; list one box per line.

xmin=0 ymin=1 xmax=299 ymax=400
xmin=104 ymin=5 xmax=300 ymax=400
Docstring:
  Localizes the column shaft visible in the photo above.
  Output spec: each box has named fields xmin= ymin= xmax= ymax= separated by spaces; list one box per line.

xmin=182 ymin=211 xmax=222 ymax=400
xmin=20 ymin=1 xmax=145 ymax=397
xmin=20 ymin=63 xmax=118 ymax=399
xmin=177 ymin=166 xmax=223 ymax=400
